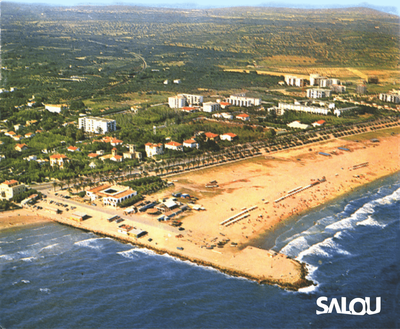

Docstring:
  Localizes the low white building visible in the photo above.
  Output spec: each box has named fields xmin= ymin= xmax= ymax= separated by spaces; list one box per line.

xmin=212 ymin=112 xmax=233 ymax=120
xmin=86 ymin=184 xmax=137 ymax=207
xmin=227 ymin=95 xmax=261 ymax=107
xmin=287 ymin=121 xmax=310 ymax=130
xmin=183 ymin=139 xmax=199 ymax=149
xmin=165 ymin=141 xmax=183 ymax=152
xmin=44 ymin=104 xmax=68 ymax=114
xmin=78 ymin=116 xmax=116 ymax=134
xmin=203 ymin=102 xmax=220 ymax=113
xmin=278 ymin=103 xmax=330 ymax=115
xmin=220 ymin=133 xmax=238 ymax=141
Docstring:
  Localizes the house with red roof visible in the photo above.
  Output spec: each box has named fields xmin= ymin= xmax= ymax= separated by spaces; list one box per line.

xmin=24 ymin=132 xmax=35 ymax=138
xmin=49 ymin=154 xmax=70 ymax=168
xmin=220 ymin=133 xmax=238 ymax=142
xmin=236 ymin=113 xmax=250 ymax=121
xmin=165 ymin=141 xmax=184 ymax=152
xmin=312 ymin=120 xmax=326 ymax=127
xmin=12 ymin=135 xmax=24 ymax=141
xmin=219 ymin=102 xmax=230 ymax=109
xmin=204 ymin=132 xmax=219 ymax=141
xmin=181 ymin=107 xmax=198 ymax=113
xmin=15 ymin=143 xmax=28 ymax=152
xmin=88 ymin=153 xmax=99 ymax=158
xmin=183 ymin=139 xmax=199 ymax=149
xmin=67 ymin=146 xmax=80 ymax=152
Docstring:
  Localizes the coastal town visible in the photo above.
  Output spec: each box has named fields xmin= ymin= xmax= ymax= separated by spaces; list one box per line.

xmin=1 ymin=69 xmax=400 ymax=289
xmin=1 ymin=3 xmax=400 ymax=290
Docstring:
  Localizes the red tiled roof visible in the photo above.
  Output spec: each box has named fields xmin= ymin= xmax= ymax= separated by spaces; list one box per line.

xmin=88 ymin=153 xmax=99 ymax=158
xmin=224 ymin=133 xmax=237 ymax=138
xmin=166 ymin=141 xmax=182 ymax=147
xmin=16 ymin=143 xmax=27 ymax=148
xmin=184 ymin=139 xmax=197 ymax=144
xmin=68 ymin=146 xmax=78 ymax=151
xmin=50 ymin=154 xmax=68 ymax=159
xmin=237 ymin=113 xmax=249 ymax=118
xmin=315 ymin=120 xmax=326 ymax=125
xmin=205 ymin=132 xmax=218 ymax=138
xmin=2 ymin=179 xmax=19 ymax=185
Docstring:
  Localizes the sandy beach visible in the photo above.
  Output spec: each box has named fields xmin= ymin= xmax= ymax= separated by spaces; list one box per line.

xmin=1 ymin=131 xmax=399 ymax=290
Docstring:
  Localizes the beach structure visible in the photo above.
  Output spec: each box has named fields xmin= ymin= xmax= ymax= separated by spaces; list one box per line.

xmin=78 ymin=116 xmax=117 ymax=134
xmin=86 ymin=184 xmax=137 ymax=207
xmin=0 ymin=180 xmax=26 ymax=200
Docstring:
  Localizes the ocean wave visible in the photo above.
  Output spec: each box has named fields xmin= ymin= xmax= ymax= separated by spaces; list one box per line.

xmin=280 ymin=236 xmax=310 ymax=258
xmin=21 ymin=256 xmax=37 ymax=262
xmin=298 ymin=237 xmax=351 ymax=260
xmin=0 ymin=254 xmax=13 ymax=261
xmin=21 ymin=280 xmax=30 ymax=284
xmin=40 ymin=288 xmax=51 ymax=293
xmin=117 ymin=248 xmax=140 ymax=260
xmin=74 ymin=237 xmax=111 ymax=250
xmin=356 ymin=216 xmax=387 ymax=228
xmin=39 ymin=243 xmax=59 ymax=253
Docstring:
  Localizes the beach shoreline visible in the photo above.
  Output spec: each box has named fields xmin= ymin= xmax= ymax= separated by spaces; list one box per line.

xmin=1 ymin=132 xmax=399 ymax=290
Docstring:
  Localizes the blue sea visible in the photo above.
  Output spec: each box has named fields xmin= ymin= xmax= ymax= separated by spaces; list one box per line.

xmin=1 ymin=174 xmax=399 ymax=329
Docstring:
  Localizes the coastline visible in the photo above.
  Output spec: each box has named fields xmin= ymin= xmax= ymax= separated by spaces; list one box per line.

xmin=1 ymin=132 xmax=399 ymax=290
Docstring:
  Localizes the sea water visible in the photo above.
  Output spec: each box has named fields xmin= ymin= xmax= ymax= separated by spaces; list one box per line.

xmin=0 ymin=173 xmax=399 ymax=328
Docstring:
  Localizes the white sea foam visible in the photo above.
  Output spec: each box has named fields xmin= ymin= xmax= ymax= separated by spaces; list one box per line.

xmin=0 ymin=254 xmax=13 ymax=260
xmin=356 ymin=216 xmax=387 ymax=228
xmin=21 ymin=280 xmax=30 ymax=284
xmin=280 ymin=236 xmax=310 ymax=257
xmin=21 ymin=256 xmax=37 ymax=262
xmin=40 ymin=288 xmax=51 ymax=293
xmin=117 ymin=248 xmax=140 ymax=259
xmin=74 ymin=237 xmax=111 ymax=250
xmin=39 ymin=243 xmax=59 ymax=252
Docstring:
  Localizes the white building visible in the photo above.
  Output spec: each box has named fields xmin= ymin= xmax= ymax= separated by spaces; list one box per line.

xmin=227 ymin=95 xmax=261 ymax=107
xmin=220 ymin=133 xmax=238 ymax=141
xmin=203 ymin=102 xmax=220 ymax=113
xmin=165 ymin=141 xmax=184 ymax=151
xmin=183 ymin=139 xmax=199 ymax=149
xmin=44 ymin=104 xmax=68 ymax=114
xmin=78 ymin=116 xmax=117 ymax=134
xmin=145 ymin=143 xmax=164 ymax=158
xmin=168 ymin=95 xmax=186 ymax=109
xmin=181 ymin=94 xmax=203 ymax=106
xmin=287 ymin=121 xmax=310 ymax=130
xmin=212 ymin=112 xmax=234 ymax=120
xmin=86 ymin=184 xmax=137 ymax=207
xmin=307 ymin=89 xmax=332 ymax=99
xmin=278 ymin=103 xmax=330 ymax=115
xmin=285 ymin=75 xmax=306 ymax=87
xmin=379 ymin=93 xmax=400 ymax=104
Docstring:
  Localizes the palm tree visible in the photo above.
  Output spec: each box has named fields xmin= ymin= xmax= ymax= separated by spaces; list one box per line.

xmin=52 ymin=181 xmax=58 ymax=192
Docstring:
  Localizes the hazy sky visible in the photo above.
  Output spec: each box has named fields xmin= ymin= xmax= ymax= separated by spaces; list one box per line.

xmin=6 ymin=0 xmax=400 ymax=15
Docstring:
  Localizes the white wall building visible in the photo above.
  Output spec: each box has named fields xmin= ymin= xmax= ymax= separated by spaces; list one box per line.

xmin=78 ymin=116 xmax=117 ymax=134
xmin=165 ymin=141 xmax=184 ymax=151
xmin=285 ymin=75 xmax=306 ymax=87
xmin=145 ymin=143 xmax=164 ymax=158
xmin=307 ymin=88 xmax=332 ymax=99
xmin=287 ymin=121 xmax=310 ymax=130
xmin=379 ymin=93 xmax=400 ymax=104
xmin=278 ymin=103 xmax=330 ymax=115
xmin=227 ymin=95 xmax=261 ymax=107
xmin=168 ymin=95 xmax=186 ymax=108
xmin=203 ymin=102 xmax=220 ymax=113
xmin=44 ymin=104 xmax=68 ymax=114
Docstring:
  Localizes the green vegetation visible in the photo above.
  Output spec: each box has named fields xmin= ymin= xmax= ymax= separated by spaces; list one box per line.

xmin=0 ymin=3 xmax=399 ymax=192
